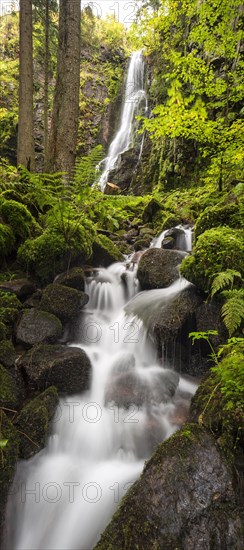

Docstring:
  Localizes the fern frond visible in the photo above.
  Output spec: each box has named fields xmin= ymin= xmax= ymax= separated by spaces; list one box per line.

xmin=211 ymin=269 xmax=242 ymax=298
xmin=221 ymin=290 xmax=244 ymax=336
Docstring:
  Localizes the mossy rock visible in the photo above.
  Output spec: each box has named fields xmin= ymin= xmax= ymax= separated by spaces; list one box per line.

xmin=134 ymin=238 xmax=151 ymax=251
xmin=0 ymin=290 xmax=22 ymax=338
xmin=0 ymin=340 xmax=15 ymax=368
xmin=54 ymin=267 xmax=85 ymax=291
xmin=180 ymin=227 xmax=244 ymax=292
xmin=15 ymin=386 xmax=59 ymax=459
xmin=40 ymin=284 xmax=89 ymax=323
xmin=0 ymin=411 xmax=19 ymax=537
xmin=162 ymin=213 xmax=181 ymax=230
xmin=0 ymin=223 xmax=15 ymax=257
xmin=0 ymin=322 xmax=7 ymax=341
xmin=92 ymin=234 xmax=124 ymax=267
xmin=0 ymin=199 xmax=37 ymax=242
xmin=95 ymin=424 xmax=243 ymax=550
xmin=142 ymin=198 xmax=162 ymax=223
xmin=195 ymin=202 xmax=243 ymax=239
xmin=17 ymin=226 xmax=93 ymax=284
xmin=0 ymin=364 xmax=19 ymax=409
xmin=0 ymin=279 xmax=36 ymax=300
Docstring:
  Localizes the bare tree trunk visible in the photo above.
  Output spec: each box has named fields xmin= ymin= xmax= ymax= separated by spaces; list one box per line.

xmin=17 ymin=0 xmax=35 ymax=171
xmin=47 ymin=0 xmax=81 ymax=179
xmin=44 ymin=0 xmax=49 ymax=170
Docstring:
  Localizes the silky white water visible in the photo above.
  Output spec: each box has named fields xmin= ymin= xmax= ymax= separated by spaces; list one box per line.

xmin=6 ymin=255 xmax=198 ymax=550
xmin=98 ymin=51 xmax=147 ymax=191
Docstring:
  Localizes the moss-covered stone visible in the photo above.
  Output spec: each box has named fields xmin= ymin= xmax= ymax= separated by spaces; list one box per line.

xmin=162 ymin=213 xmax=181 ymax=230
xmin=142 ymin=198 xmax=162 ymax=224
xmin=0 ymin=364 xmax=19 ymax=409
xmin=0 ymin=199 xmax=36 ymax=242
xmin=15 ymin=386 xmax=59 ymax=459
xmin=0 ymin=290 xmax=22 ymax=339
xmin=40 ymin=284 xmax=89 ymax=323
xmin=54 ymin=267 xmax=85 ymax=291
xmin=0 ymin=223 xmax=15 ymax=257
xmin=180 ymin=227 xmax=244 ymax=292
xmin=92 ymin=234 xmax=124 ymax=266
xmin=0 ymin=278 xmax=36 ymax=300
xmin=94 ymin=424 xmax=243 ymax=550
xmin=0 ymin=322 xmax=7 ymax=342
xmin=0 ymin=411 xmax=19 ymax=538
xmin=0 ymin=340 xmax=15 ymax=368
xmin=195 ymin=201 xmax=243 ymax=239
xmin=134 ymin=238 xmax=151 ymax=251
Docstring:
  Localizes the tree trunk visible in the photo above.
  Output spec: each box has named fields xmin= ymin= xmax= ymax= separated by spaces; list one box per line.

xmin=47 ymin=0 xmax=81 ymax=179
xmin=17 ymin=0 xmax=35 ymax=171
xmin=44 ymin=0 xmax=50 ymax=170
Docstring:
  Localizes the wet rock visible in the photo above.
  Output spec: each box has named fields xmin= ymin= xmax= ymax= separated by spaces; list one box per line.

xmin=137 ymin=248 xmax=184 ymax=289
xmin=134 ymin=238 xmax=150 ymax=251
xmin=108 ymin=148 xmax=139 ymax=191
xmin=15 ymin=387 xmax=59 ymax=459
xmin=95 ymin=424 xmax=243 ymax=550
xmin=23 ymin=289 xmax=42 ymax=308
xmin=125 ymin=228 xmax=139 ymax=243
xmin=0 ymin=279 xmax=36 ymax=300
xmin=19 ymin=344 xmax=92 ymax=394
xmin=16 ymin=308 xmax=63 ymax=347
xmin=40 ymin=284 xmax=89 ymax=323
xmin=161 ymin=236 xmax=175 ymax=249
xmin=105 ymin=371 xmax=150 ymax=408
xmin=0 ymin=412 xmax=19 ymax=542
xmin=54 ymin=267 xmax=85 ymax=291
xmin=139 ymin=227 xmax=155 ymax=239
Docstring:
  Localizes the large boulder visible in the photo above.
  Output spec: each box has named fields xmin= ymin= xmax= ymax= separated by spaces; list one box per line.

xmin=15 ymin=387 xmax=59 ymax=459
xmin=16 ymin=308 xmax=63 ymax=347
xmin=95 ymin=424 xmax=243 ymax=550
xmin=54 ymin=267 xmax=85 ymax=291
xmin=137 ymin=248 xmax=185 ymax=289
xmin=40 ymin=284 xmax=89 ymax=323
xmin=18 ymin=344 xmax=92 ymax=394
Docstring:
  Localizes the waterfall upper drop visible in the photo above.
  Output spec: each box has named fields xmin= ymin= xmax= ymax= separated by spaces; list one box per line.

xmin=98 ymin=51 xmax=147 ymax=191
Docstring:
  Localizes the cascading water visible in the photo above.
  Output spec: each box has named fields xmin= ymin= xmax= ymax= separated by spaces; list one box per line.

xmin=98 ymin=51 xmax=147 ymax=191
xmin=152 ymin=225 xmax=193 ymax=252
xmin=6 ymin=248 xmax=198 ymax=550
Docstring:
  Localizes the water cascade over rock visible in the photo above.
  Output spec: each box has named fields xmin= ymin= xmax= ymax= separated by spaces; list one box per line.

xmin=5 ymin=251 xmax=198 ymax=550
xmin=98 ymin=51 xmax=147 ymax=192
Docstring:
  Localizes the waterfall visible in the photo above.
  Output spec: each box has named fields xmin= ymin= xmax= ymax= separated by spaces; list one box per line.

xmin=98 ymin=51 xmax=147 ymax=191
xmin=152 ymin=225 xmax=193 ymax=252
xmin=6 ymin=258 xmax=198 ymax=550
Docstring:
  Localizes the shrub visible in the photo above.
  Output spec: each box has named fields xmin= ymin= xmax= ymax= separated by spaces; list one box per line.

xmin=180 ymin=227 xmax=244 ymax=292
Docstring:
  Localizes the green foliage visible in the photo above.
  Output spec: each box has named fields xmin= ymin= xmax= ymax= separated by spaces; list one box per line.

xmin=0 ymin=224 xmax=15 ymax=257
xmin=212 ymin=351 xmax=244 ymax=416
xmin=211 ymin=270 xmax=242 ymax=298
xmin=221 ymin=289 xmax=244 ymax=336
xmin=180 ymin=227 xmax=244 ymax=291
xmin=195 ymin=201 xmax=243 ymax=238
xmin=0 ymin=200 xmax=36 ymax=241
xmin=74 ymin=146 xmax=104 ymax=187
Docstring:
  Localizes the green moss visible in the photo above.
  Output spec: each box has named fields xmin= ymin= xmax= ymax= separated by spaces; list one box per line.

xmin=17 ymin=224 xmax=94 ymax=284
xmin=93 ymin=234 xmax=124 ymax=265
xmin=195 ymin=202 xmax=243 ymax=239
xmin=0 ymin=291 xmax=22 ymax=336
xmin=40 ymin=283 xmax=88 ymax=323
xmin=0 ymin=199 xmax=36 ymax=241
xmin=0 ymin=322 xmax=7 ymax=341
xmin=180 ymin=227 xmax=244 ymax=292
xmin=0 ymin=410 xmax=19 ymax=532
xmin=190 ymin=348 xmax=244 ymax=454
xmin=161 ymin=214 xmax=181 ymax=230
xmin=0 ymin=223 xmax=15 ymax=257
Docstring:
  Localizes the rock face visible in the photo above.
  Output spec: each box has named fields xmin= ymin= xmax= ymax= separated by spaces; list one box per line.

xmin=40 ymin=284 xmax=89 ymax=323
xmin=108 ymin=148 xmax=140 ymax=191
xmin=95 ymin=424 xmax=243 ymax=550
xmin=137 ymin=248 xmax=184 ymax=289
xmin=19 ymin=344 xmax=92 ymax=394
xmin=15 ymin=387 xmax=59 ymax=459
xmin=16 ymin=308 xmax=62 ymax=347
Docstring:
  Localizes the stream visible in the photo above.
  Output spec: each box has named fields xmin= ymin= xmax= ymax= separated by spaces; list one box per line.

xmin=6 ymin=229 xmax=198 ymax=550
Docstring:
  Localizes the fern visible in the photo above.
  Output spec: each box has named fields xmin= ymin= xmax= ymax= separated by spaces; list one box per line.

xmin=211 ymin=269 xmax=242 ymax=298
xmin=74 ymin=145 xmax=104 ymax=187
xmin=221 ymin=289 xmax=244 ymax=336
